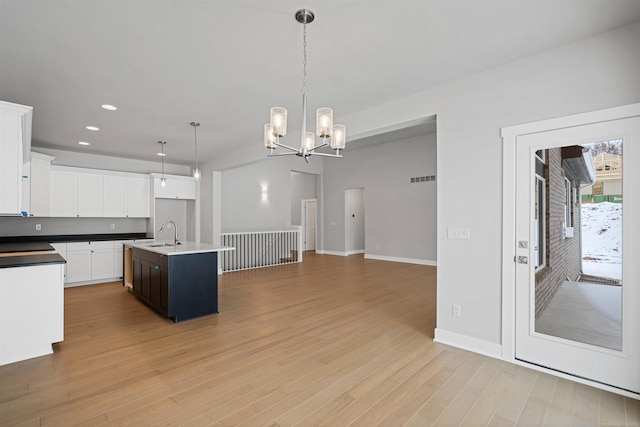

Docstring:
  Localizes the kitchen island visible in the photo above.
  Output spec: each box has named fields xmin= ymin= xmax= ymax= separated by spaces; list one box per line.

xmin=125 ymin=242 xmax=233 ymax=322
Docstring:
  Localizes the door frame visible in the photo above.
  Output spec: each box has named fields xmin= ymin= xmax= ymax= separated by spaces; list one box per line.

xmin=501 ymin=102 xmax=640 ymax=398
xmin=301 ymin=198 xmax=317 ymax=252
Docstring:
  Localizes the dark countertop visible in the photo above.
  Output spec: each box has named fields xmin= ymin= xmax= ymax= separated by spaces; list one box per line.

xmin=0 ymin=242 xmax=54 ymax=254
xmin=0 ymin=233 xmax=149 ymax=244
xmin=0 ymin=253 xmax=66 ymax=269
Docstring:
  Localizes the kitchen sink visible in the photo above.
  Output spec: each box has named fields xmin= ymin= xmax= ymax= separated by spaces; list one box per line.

xmin=147 ymin=243 xmax=177 ymax=247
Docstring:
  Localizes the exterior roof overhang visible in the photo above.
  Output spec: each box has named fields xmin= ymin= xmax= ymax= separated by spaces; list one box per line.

xmin=562 ymin=145 xmax=596 ymax=186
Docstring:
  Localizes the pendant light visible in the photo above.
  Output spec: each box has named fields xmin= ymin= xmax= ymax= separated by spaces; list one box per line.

xmin=263 ymin=9 xmax=346 ymax=162
xmin=158 ymin=140 xmax=167 ymax=187
xmin=190 ymin=121 xmax=201 ymax=181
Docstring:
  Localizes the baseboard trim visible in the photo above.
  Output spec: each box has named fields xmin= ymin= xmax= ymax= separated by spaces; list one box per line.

xmin=434 ymin=328 xmax=502 ymax=359
xmin=315 ymin=250 xmax=348 ymax=256
xmin=364 ymin=254 xmax=437 ymax=266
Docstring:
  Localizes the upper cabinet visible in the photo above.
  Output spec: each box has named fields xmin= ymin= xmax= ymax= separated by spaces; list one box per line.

xmin=77 ymin=173 xmax=103 ymax=217
xmin=0 ymin=101 xmax=33 ymax=215
xmin=29 ymin=152 xmax=56 ymax=216
xmin=102 ymin=175 xmax=127 ymax=217
xmin=152 ymin=174 xmax=196 ymax=200
xmin=126 ymin=177 xmax=151 ymax=217
xmin=48 ymin=165 xmax=152 ymax=218
xmin=50 ymin=168 xmax=78 ymax=217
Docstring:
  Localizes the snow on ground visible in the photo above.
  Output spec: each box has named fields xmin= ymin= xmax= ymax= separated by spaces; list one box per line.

xmin=581 ymin=201 xmax=622 ymax=280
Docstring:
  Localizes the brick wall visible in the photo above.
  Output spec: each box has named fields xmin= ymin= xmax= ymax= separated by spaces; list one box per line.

xmin=535 ymin=148 xmax=583 ymax=318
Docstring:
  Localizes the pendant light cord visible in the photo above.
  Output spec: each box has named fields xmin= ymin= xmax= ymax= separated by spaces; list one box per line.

xmin=302 ymin=21 xmax=308 ymax=95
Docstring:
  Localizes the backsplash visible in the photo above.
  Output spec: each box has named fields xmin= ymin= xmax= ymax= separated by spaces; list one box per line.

xmin=0 ymin=217 xmax=147 ymax=237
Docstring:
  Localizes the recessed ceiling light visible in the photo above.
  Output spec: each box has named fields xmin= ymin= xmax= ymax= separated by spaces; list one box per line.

xmin=86 ymin=126 xmax=100 ymax=131
xmin=157 ymin=152 xmax=166 ymax=157
xmin=78 ymin=141 xmax=90 ymax=146
xmin=101 ymin=104 xmax=117 ymax=111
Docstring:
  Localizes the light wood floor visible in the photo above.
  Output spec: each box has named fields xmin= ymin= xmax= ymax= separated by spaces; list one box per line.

xmin=1 ymin=253 xmax=638 ymax=426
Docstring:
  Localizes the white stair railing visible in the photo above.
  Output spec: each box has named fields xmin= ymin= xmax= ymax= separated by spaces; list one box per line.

xmin=220 ymin=228 xmax=302 ymax=272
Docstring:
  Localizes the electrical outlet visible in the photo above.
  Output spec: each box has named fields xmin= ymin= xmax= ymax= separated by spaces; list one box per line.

xmin=110 ymin=223 xmax=115 ymax=229
xmin=35 ymin=224 xmax=41 ymax=231
xmin=452 ymin=304 xmax=462 ymax=317
xmin=447 ymin=227 xmax=470 ymax=240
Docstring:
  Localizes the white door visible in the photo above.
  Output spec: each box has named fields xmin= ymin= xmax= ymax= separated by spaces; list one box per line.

xmin=515 ymin=116 xmax=640 ymax=394
xmin=303 ymin=200 xmax=316 ymax=251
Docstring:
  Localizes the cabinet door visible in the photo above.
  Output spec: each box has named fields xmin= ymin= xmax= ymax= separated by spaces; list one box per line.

xmin=102 ymin=175 xmax=127 ymax=217
xmin=50 ymin=170 xmax=77 ymax=217
xmin=154 ymin=177 xmax=177 ymax=199
xmin=50 ymin=242 xmax=67 ymax=282
xmin=91 ymin=248 xmax=114 ymax=280
xmin=30 ymin=156 xmax=52 ymax=216
xmin=77 ymin=173 xmax=102 ymax=217
xmin=65 ymin=250 xmax=91 ymax=283
xmin=0 ymin=111 xmax=24 ymax=215
xmin=177 ymin=179 xmax=196 ymax=199
xmin=127 ymin=177 xmax=150 ymax=217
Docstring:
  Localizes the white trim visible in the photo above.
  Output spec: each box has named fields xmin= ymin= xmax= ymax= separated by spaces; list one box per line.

xmin=315 ymin=250 xmax=348 ymax=256
xmin=512 ymin=359 xmax=640 ymax=400
xmin=434 ymin=328 xmax=502 ymax=359
xmin=364 ymin=254 xmax=436 ymax=266
xmin=346 ymin=249 xmax=365 ymax=256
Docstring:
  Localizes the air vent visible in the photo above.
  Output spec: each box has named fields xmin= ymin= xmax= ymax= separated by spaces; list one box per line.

xmin=410 ymin=175 xmax=436 ymax=183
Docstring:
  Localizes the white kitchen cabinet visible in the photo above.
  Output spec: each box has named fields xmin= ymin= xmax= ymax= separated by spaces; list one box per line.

xmin=153 ymin=175 xmax=196 ymax=200
xmin=0 ymin=101 xmax=32 ymax=215
xmin=65 ymin=246 xmax=92 ymax=283
xmin=29 ymin=152 xmax=55 ymax=216
xmin=50 ymin=169 xmax=78 ymax=217
xmin=77 ymin=173 xmax=102 ymax=217
xmin=65 ymin=241 xmax=114 ymax=284
xmin=126 ymin=177 xmax=151 ymax=217
xmin=113 ymin=241 xmax=127 ymax=278
xmin=103 ymin=175 xmax=127 ymax=217
xmin=50 ymin=242 xmax=67 ymax=282
xmin=0 ymin=262 xmax=64 ymax=366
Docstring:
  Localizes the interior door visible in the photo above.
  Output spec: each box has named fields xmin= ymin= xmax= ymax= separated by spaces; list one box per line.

xmin=515 ymin=116 xmax=640 ymax=394
xmin=304 ymin=200 xmax=316 ymax=251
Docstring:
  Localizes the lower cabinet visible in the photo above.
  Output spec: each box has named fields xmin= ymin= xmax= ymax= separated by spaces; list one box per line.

xmin=65 ymin=241 xmax=114 ymax=284
xmin=131 ymin=248 xmax=218 ymax=322
xmin=131 ymin=249 xmax=169 ymax=316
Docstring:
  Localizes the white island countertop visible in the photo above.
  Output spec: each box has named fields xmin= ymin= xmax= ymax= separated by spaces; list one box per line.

xmin=127 ymin=241 xmax=235 ymax=256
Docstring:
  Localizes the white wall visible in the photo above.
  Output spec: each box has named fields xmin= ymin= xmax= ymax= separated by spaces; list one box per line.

xmin=290 ymin=171 xmax=318 ymax=226
xmin=323 ymin=133 xmax=437 ymax=262
xmin=220 ymin=155 xmax=323 ymax=232
xmin=340 ymin=20 xmax=640 ymax=350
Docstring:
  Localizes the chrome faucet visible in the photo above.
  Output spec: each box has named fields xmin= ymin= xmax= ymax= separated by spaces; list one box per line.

xmin=159 ymin=220 xmax=180 ymax=245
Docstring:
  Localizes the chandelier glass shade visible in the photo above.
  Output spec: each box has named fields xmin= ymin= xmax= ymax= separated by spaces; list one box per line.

xmin=264 ymin=9 xmax=346 ymax=162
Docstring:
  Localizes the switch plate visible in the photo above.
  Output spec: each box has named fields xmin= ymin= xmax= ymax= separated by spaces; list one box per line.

xmin=110 ymin=224 xmax=115 ymax=229
xmin=447 ymin=227 xmax=470 ymax=240
xmin=35 ymin=224 xmax=41 ymax=231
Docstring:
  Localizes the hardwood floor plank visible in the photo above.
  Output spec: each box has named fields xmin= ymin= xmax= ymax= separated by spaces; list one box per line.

xmin=543 ymin=378 xmax=577 ymax=427
xmin=0 ymin=254 xmax=633 ymax=426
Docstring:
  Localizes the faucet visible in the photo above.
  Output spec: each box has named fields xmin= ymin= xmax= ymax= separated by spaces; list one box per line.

xmin=159 ymin=220 xmax=180 ymax=245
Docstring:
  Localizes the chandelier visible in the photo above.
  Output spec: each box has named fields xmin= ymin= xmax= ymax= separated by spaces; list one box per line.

xmin=264 ymin=9 xmax=346 ymax=162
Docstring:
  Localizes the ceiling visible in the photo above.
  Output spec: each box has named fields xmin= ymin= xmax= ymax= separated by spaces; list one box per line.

xmin=2 ymin=1 xmax=640 ymax=169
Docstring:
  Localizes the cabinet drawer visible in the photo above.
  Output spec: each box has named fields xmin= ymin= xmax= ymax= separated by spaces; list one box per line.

xmin=132 ymin=248 xmax=163 ymax=266
xmin=67 ymin=241 xmax=114 ymax=251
